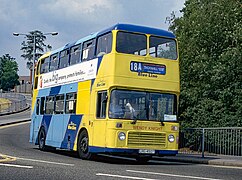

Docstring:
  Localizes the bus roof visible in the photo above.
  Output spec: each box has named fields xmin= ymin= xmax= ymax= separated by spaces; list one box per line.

xmin=45 ymin=23 xmax=176 ymax=58
xmin=98 ymin=23 xmax=176 ymax=39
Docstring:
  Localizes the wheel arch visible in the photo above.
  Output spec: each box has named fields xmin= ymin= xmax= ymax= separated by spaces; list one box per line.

xmin=77 ymin=127 xmax=89 ymax=139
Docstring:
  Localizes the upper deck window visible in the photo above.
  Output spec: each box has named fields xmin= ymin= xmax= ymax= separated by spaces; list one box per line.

xmin=149 ymin=36 xmax=177 ymax=60
xmin=49 ymin=53 xmax=59 ymax=71
xmin=40 ymin=57 xmax=50 ymax=74
xmin=82 ymin=39 xmax=95 ymax=61
xmin=70 ymin=44 xmax=81 ymax=65
xmin=59 ymin=49 xmax=70 ymax=69
xmin=96 ymin=33 xmax=112 ymax=57
xmin=116 ymin=32 xmax=147 ymax=56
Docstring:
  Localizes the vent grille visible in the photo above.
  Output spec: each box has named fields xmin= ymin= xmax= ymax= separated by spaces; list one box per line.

xmin=128 ymin=132 xmax=166 ymax=147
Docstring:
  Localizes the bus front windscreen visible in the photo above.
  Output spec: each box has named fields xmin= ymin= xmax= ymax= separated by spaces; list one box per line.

xmin=109 ymin=90 xmax=177 ymax=122
xmin=116 ymin=31 xmax=177 ymax=60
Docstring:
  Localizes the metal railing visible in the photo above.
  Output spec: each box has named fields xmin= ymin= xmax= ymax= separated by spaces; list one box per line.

xmin=179 ymin=127 xmax=242 ymax=157
xmin=0 ymin=92 xmax=28 ymax=114
xmin=14 ymin=84 xmax=32 ymax=94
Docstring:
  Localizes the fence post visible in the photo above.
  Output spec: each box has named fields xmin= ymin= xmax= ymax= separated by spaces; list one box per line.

xmin=202 ymin=128 xmax=205 ymax=158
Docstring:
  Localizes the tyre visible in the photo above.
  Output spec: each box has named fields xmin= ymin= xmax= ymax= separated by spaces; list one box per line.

xmin=38 ymin=127 xmax=46 ymax=151
xmin=77 ymin=130 xmax=93 ymax=160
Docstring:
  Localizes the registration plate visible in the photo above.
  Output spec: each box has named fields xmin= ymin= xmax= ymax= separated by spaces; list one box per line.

xmin=138 ymin=149 xmax=155 ymax=154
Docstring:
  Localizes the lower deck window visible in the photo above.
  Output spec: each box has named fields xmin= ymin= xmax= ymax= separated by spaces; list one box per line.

xmin=45 ymin=96 xmax=55 ymax=114
xmin=65 ymin=93 xmax=77 ymax=114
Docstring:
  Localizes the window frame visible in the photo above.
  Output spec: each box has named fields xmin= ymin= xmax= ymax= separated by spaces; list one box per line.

xmin=55 ymin=94 xmax=65 ymax=114
xmin=108 ymin=89 xmax=177 ymax=122
xmin=40 ymin=97 xmax=45 ymax=115
xmin=59 ymin=49 xmax=70 ymax=69
xmin=149 ymin=36 xmax=178 ymax=60
xmin=96 ymin=91 xmax=108 ymax=119
xmin=45 ymin=96 xmax=55 ymax=114
xmin=65 ymin=92 xmax=77 ymax=114
xmin=96 ymin=32 xmax=112 ymax=57
xmin=40 ymin=57 xmax=50 ymax=74
xmin=36 ymin=99 xmax=40 ymax=115
xmin=49 ymin=53 xmax=59 ymax=72
xmin=70 ymin=44 xmax=81 ymax=65
xmin=82 ymin=39 xmax=95 ymax=61
xmin=116 ymin=31 xmax=147 ymax=56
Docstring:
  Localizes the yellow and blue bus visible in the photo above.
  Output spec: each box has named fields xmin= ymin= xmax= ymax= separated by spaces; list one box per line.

xmin=30 ymin=23 xmax=180 ymax=162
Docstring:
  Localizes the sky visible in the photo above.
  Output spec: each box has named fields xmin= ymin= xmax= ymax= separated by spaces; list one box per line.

xmin=0 ymin=0 xmax=185 ymax=76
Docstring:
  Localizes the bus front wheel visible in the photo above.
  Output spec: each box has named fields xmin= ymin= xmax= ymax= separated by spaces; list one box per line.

xmin=38 ymin=127 xmax=46 ymax=151
xmin=77 ymin=130 xmax=93 ymax=160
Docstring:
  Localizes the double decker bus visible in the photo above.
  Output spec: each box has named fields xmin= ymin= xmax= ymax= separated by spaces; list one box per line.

xmin=30 ymin=23 xmax=179 ymax=162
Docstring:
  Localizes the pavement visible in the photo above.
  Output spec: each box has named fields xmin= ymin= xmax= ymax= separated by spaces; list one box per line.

xmin=159 ymin=153 xmax=242 ymax=167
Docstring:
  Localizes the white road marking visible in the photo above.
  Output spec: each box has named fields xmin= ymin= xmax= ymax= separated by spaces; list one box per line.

xmin=16 ymin=157 xmax=74 ymax=166
xmin=0 ymin=121 xmax=30 ymax=129
xmin=96 ymin=173 xmax=158 ymax=180
xmin=127 ymin=170 xmax=223 ymax=180
xmin=202 ymin=164 xmax=242 ymax=170
xmin=0 ymin=163 xmax=33 ymax=169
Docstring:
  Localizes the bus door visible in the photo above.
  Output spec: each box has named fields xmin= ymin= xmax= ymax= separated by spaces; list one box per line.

xmin=91 ymin=91 xmax=108 ymax=147
xmin=31 ymin=98 xmax=41 ymax=143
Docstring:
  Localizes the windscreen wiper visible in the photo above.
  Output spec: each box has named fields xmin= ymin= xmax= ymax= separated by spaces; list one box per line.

xmin=131 ymin=116 xmax=137 ymax=124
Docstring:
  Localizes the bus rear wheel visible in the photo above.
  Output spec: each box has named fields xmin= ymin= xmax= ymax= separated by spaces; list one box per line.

xmin=38 ymin=127 xmax=46 ymax=151
xmin=77 ymin=130 xmax=93 ymax=160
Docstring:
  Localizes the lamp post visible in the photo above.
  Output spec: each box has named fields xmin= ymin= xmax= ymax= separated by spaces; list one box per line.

xmin=13 ymin=32 xmax=58 ymax=89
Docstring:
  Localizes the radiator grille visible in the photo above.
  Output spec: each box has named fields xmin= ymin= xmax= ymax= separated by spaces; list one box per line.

xmin=128 ymin=132 xmax=166 ymax=147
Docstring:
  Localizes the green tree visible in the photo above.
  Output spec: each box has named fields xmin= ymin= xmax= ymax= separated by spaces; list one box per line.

xmin=0 ymin=54 xmax=20 ymax=91
xmin=20 ymin=30 xmax=52 ymax=77
xmin=169 ymin=0 xmax=242 ymax=128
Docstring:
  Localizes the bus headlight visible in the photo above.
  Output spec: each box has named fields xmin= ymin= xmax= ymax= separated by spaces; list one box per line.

xmin=118 ymin=132 xmax=126 ymax=141
xmin=168 ymin=134 xmax=175 ymax=143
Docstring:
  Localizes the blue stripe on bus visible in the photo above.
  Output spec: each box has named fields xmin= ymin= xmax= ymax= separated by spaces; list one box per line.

xmin=50 ymin=86 xmax=61 ymax=96
xmin=64 ymin=82 xmax=78 ymax=94
xmin=88 ymin=146 xmax=178 ymax=155
xmin=41 ymin=115 xmax=52 ymax=135
xmin=90 ymin=56 xmax=103 ymax=92
xmin=90 ymin=79 xmax=95 ymax=92
xmin=61 ymin=115 xmax=83 ymax=149
xmin=37 ymin=83 xmax=79 ymax=98
xmin=37 ymin=87 xmax=51 ymax=97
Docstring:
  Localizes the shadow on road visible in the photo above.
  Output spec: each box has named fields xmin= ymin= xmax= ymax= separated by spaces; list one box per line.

xmin=35 ymin=147 xmax=192 ymax=166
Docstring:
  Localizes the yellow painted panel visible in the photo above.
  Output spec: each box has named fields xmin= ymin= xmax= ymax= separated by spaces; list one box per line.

xmin=76 ymin=81 xmax=91 ymax=115
xmin=31 ymin=89 xmax=38 ymax=113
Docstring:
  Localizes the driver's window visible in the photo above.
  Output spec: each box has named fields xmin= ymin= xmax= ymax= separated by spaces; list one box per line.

xmin=96 ymin=91 xmax=107 ymax=119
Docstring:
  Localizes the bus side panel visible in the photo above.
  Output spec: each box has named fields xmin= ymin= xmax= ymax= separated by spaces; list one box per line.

xmin=61 ymin=114 xmax=83 ymax=150
xmin=73 ymin=80 xmax=91 ymax=151
xmin=45 ymin=83 xmax=79 ymax=148
xmin=30 ymin=88 xmax=51 ymax=144
xmin=88 ymin=55 xmax=113 ymax=148
xmin=30 ymin=88 xmax=39 ymax=143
